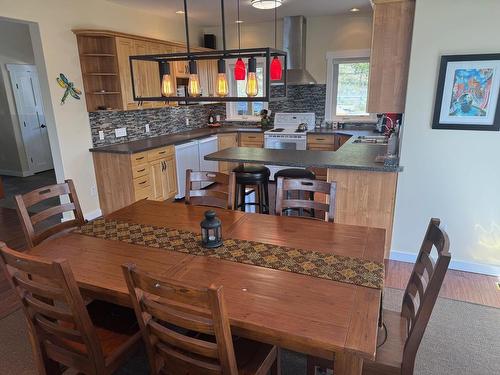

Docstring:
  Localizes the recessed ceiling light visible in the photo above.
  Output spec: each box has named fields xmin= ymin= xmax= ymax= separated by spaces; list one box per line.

xmin=176 ymin=10 xmax=185 ymax=14
xmin=350 ymin=7 xmax=360 ymax=12
xmin=235 ymin=20 xmax=244 ymax=24
xmin=251 ymin=0 xmax=283 ymax=10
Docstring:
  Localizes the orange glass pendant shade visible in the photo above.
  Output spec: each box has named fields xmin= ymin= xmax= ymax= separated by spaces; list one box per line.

xmin=270 ymin=56 xmax=282 ymax=80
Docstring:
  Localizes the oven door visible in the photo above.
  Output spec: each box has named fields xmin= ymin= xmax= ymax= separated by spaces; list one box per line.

xmin=264 ymin=136 xmax=306 ymax=150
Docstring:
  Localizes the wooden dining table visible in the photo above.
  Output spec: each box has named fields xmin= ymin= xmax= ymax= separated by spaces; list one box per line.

xmin=27 ymin=200 xmax=385 ymax=375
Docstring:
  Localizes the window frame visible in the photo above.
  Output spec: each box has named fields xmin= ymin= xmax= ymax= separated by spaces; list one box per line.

xmin=325 ymin=49 xmax=376 ymax=123
xmin=225 ymin=58 xmax=268 ymax=122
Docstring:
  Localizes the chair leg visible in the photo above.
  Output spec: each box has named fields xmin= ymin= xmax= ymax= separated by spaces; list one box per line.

xmin=271 ymin=347 xmax=281 ymax=375
xmin=239 ymin=184 xmax=246 ymax=212
xmin=263 ymin=182 xmax=269 ymax=214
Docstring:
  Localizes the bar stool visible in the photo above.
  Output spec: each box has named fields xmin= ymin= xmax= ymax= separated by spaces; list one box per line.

xmin=274 ymin=168 xmax=316 ymax=218
xmin=233 ymin=165 xmax=270 ymax=214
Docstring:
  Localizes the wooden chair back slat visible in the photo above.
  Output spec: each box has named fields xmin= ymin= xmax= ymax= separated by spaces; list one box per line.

xmin=149 ymin=319 xmax=219 ymax=359
xmin=14 ymin=179 xmax=85 ymax=248
xmin=142 ymin=298 xmax=215 ymax=334
xmin=30 ymin=203 xmax=77 ymax=225
xmin=400 ymin=218 xmax=451 ymax=374
xmin=275 ymin=177 xmax=337 ymax=223
xmin=122 ymin=264 xmax=239 ymax=375
xmin=24 ymin=293 xmax=75 ymax=322
xmin=185 ymin=170 xmax=236 ymax=210
xmin=0 ymin=243 xmax=106 ymax=372
xmin=35 ymin=315 xmax=85 ymax=343
xmin=156 ymin=342 xmax=222 ymax=375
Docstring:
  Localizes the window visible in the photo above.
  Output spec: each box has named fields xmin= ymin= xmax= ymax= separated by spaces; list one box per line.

xmin=226 ymin=60 xmax=268 ymax=121
xmin=325 ymin=50 xmax=375 ymax=122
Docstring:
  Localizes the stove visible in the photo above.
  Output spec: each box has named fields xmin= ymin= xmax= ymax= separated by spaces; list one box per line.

xmin=264 ymin=112 xmax=316 ymax=179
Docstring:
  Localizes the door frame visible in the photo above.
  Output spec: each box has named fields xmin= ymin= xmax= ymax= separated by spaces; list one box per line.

xmin=6 ymin=63 xmax=53 ymax=174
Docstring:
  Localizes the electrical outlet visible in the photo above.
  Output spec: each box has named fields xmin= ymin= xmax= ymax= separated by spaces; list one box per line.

xmin=90 ymin=185 xmax=98 ymax=197
xmin=145 ymin=124 xmax=150 ymax=133
xmin=98 ymin=130 xmax=104 ymax=140
xmin=185 ymin=118 xmax=190 ymax=126
xmin=115 ymin=127 xmax=127 ymax=137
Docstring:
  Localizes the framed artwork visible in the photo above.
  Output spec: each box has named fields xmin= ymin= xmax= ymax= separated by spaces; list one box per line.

xmin=432 ymin=54 xmax=500 ymax=131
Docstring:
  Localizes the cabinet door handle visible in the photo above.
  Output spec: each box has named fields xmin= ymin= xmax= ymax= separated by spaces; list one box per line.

xmin=136 ymin=156 xmax=144 ymax=161
xmin=139 ymin=181 xmax=146 ymax=185
xmin=158 ymin=151 xmax=166 ymax=154
xmin=137 ymin=168 xmax=146 ymax=173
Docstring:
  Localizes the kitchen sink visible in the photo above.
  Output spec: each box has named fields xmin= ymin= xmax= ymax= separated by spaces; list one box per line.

xmin=353 ymin=135 xmax=388 ymax=145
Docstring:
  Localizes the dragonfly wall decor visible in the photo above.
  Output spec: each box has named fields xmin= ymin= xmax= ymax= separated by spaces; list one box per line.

xmin=57 ymin=73 xmax=82 ymax=104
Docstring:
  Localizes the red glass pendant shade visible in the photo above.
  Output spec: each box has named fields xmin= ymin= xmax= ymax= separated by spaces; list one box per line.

xmin=270 ymin=56 xmax=282 ymax=80
xmin=234 ymin=57 xmax=246 ymax=80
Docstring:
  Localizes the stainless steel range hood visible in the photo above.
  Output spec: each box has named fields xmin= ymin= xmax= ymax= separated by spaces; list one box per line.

xmin=283 ymin=16 xmax=317 ymax=85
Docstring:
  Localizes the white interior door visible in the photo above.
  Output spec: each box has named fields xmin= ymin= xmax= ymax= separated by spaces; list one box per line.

xmin=7 ymin=64 xmax=53 ymax=173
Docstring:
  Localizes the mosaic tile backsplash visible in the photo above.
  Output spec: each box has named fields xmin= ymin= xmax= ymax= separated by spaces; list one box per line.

xmin=89 ymin=84 xmax=327 ymax=147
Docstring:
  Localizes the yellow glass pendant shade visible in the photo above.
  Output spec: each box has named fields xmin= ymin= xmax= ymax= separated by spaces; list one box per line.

xmin=161 ymin=74 xmax=175 ymax=96
xmin=246 ymin=72 xmax=258 ymax=97
xmin=216 ymin=73 xmax=229 ymax=97
xmin=188 ymin=74 xmax=201 ymax=97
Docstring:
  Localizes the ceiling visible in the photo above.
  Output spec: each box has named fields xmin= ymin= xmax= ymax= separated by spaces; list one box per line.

xmin=107 ymin=0 xmax=372 ymax=27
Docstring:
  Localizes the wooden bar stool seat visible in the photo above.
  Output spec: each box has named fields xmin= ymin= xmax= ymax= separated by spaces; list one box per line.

xmin=233 ymin=165 xmax=270 ymax=214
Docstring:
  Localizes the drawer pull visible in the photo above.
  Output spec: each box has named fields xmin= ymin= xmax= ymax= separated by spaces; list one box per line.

xmin=158 ymin=151 xmax=166 ymax=154
xmin=315 ymin=138 xmax=325 ymax=141
xmin=137 ymin=168 xmax=146 ymax=173
xmin=138 ymin=181 xmax=147 ymax=185
xmin=135 ymin=156 xmax=144 ymax=161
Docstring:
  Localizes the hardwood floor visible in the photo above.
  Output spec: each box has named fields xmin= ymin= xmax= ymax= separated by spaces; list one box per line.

xmin=0 ymin=205 xmax=498 ymax=318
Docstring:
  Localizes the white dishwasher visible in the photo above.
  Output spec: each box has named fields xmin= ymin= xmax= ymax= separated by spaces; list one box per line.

xmin=175 ymin=136 xmax=219 ymax=199
xmin=175 ymin=140 xmax=200 ymax=199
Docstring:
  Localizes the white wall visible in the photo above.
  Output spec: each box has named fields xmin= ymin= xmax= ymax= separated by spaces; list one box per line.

xmin=392 ymin=0 xmax=500 ymax=275
xmin=204 ymin=13 xmax=373 ymax=83
xmin=0 ymin=0 xmax=202 ymax=218
xmin=0 ymin=20 xmax=34 ymax=175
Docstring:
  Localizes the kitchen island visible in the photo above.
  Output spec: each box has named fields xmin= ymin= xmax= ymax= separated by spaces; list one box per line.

xmin=205 ymin=138 xmax=401 ymax=257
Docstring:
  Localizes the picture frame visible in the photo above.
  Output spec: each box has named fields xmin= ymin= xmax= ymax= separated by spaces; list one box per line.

xmin=432 ymin=54 xmax=500 ymax=131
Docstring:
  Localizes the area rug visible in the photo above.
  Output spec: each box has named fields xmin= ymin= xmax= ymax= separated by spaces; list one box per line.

xmin=0 ymin=288 xmax=498 ymax=374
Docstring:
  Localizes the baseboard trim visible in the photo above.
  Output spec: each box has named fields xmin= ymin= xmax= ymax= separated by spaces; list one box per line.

xmin=0 ymin=169 xmax=33 ymax=177
xmin=84 ymin=209 xmax=102 ymax=221
xmin=390 ymin=250 xmax=500 ymax=277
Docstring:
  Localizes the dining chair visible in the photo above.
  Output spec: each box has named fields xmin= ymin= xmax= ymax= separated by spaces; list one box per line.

xmin=307 ymin=218 xmax=451 ymax=375
xmin=0 ymin=243 xmax=141 ymax=375
xmin=185 ymin=169 xmax=236 ymax=209
xmin=275 ymin=177 xmax=337 ymax=222
xmin=14 ymin=179 xmax=85 ymax=248
xmin=122 ymin=263 xmax=281 ymax=375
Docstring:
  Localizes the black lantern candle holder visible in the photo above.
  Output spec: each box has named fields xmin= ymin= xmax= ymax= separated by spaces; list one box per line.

xmin=200 ymin=210 xmax=223 ymax=248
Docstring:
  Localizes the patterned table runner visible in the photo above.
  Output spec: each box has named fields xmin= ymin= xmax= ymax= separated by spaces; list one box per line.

xmin=75 ymin=218 xmax=384 ymax=289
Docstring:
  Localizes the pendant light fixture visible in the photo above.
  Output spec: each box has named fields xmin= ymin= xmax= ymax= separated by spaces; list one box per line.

xmin=181 ymin=0 xmax=201 ymax=97
xmin=234 ymin=0 xmax=246 ymax=80
xmin=246 ymin=57 xmax=258 ymax=97
xmin=270 ymin=0 xmax=283 ymax=80
xmin=215 ymin=0 xmax=229 ymax=96
xmin=159 ymin=61 xmax=175 ymax=96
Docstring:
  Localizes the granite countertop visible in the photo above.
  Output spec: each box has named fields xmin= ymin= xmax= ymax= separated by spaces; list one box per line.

xmin=89 ymin=125 xmax=266 ymax=154
xmin=205 ymin=135 xmax=402 ymax=173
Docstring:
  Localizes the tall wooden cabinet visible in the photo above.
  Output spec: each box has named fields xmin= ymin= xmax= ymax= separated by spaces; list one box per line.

xmin=367 ymin=0 xmax=415 ymax=113
xmin=217 ymin=133 xmax=239 ymax=174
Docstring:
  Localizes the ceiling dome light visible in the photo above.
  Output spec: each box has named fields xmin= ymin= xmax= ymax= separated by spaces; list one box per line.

xmin=350 ymin=8 xmax=360 ymax=12
xmin=251 ymin=0 xmax=283 ymax=10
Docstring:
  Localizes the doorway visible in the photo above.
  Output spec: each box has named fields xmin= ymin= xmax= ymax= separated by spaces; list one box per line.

xmin=7 ymin=64 xmax=53 ymax=173
xmin=0 ymin=18 xmax=59 ymax=216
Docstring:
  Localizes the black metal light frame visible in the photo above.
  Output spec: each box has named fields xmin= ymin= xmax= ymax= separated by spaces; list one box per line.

xmin=129 ymin=48 xmax=287 ymax=103
xmin=129 ymin=0 xmax=287 ymax=103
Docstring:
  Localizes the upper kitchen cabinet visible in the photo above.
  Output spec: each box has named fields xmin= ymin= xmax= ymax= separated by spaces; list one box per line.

xmin=367 ymin=0 xmax=415 ymax=114
xmin=74 ymin=30 xmax=189 ymax=112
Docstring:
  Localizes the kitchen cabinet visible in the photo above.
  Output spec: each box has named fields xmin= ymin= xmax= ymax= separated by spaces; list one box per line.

xmin=218 ymin=133 xmax=239 ymax=174
xmin=74 ymin=29 xmax=195 ymax=112
xmin=367 ymin=0 xmax=415 ymax=113
xmin=92 ymin=145 xmax=177 ymax=215
xmin=239 ymin=133 xmax=264 ymax=148
xmin=307 ymin=134 xmax=335 ymax=181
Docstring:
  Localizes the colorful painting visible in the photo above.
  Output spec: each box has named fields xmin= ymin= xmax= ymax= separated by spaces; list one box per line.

xmin=57 ymin=73 xmax=81 ymax=105
xmin=449 ymin=68 xmax=493 ymax=117
xmin=433 ymin=54 xmax=500 ymax=131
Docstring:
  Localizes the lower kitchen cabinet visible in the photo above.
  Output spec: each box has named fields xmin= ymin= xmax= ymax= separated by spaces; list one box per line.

xmin=92 ymin=145 xmax=177 ymax=215
xmin=307 ymin=134 xmax=335 ymax=180
xmin=218 ymin=133 xmax=238 ymax=174
xmin=239 ymin=133 xmax=264 ymax=148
